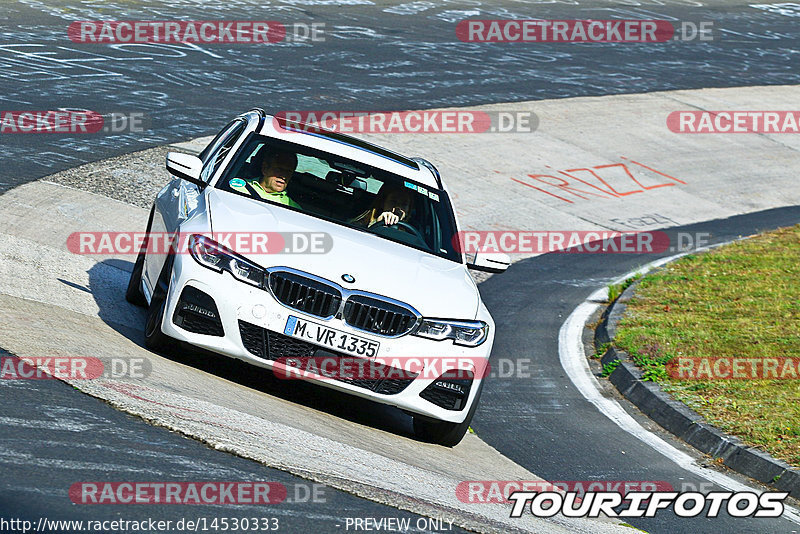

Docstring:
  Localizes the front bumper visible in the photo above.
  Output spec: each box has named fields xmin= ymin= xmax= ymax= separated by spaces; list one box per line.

xmin=159 ymin=255 xmax=492 ymax=423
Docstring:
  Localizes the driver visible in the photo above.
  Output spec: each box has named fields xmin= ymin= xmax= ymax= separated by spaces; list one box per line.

xmin=352 ymin=186 xmax=413 ymax=228
xmin=230 ymin=150 xmax=301 ymax=209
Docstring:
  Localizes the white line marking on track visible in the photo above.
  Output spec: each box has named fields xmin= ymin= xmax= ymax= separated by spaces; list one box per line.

xmin=558 ymin=246 xmax=800 ymax=525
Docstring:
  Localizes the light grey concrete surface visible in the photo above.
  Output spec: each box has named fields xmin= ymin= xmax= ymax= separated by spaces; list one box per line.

xmin=3 ymin=85 xmax=800 ymax=532
xmin=354 ymin=85 xmax=800 ymax=234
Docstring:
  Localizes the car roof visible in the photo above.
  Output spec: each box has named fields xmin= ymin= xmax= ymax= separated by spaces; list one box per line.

xmin=256 ymin=114 xmax=441 ymax=189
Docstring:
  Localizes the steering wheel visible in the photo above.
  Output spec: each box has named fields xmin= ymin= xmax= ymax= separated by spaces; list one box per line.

xmin=391 ymin=221 xmax=426 ymax=242
xmin=368 ymin=219 xmax=426 ymax=245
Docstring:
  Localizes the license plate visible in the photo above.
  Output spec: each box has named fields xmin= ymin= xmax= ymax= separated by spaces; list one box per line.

xmin=284 ymin=316 xmax=379 ymax=358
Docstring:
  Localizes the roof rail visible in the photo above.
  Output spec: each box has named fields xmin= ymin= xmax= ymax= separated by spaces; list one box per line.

xmin=269 ymin=115 xmax=421 ymax=171
xmin=411 ymin=157 xmax=442 ymax=188
xmin=247 ymin=108 xmax=266 ymax=129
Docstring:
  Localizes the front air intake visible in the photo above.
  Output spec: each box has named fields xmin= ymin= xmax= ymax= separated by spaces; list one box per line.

xmin=419 ymin=370 xmax=474 ymax=411
xmin=172 ymin=286 xmax=224 ymax=337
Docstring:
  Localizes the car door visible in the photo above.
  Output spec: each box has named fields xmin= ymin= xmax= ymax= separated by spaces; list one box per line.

xmin=143 ymin=119 xmax=247 ymax=298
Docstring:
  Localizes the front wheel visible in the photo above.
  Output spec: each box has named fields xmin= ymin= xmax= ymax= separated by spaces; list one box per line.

xmin=126 ymin=206 xmax=154 ymax=307
xmin=413 ymin=380 xmax=484 ymax=447
xmin=125 ymin=247 xmax=147 ymax=307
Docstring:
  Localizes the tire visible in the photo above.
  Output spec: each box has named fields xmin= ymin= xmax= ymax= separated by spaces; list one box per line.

xmin=413 ymin=380 xmax=484 ymax=447
xmin=144 ymin=255 xmax=175 ymax=352
xmin=126 ymin=206 xmax=154 ymax=307
xmin=125 ymin=247 xmax=147 ymax=307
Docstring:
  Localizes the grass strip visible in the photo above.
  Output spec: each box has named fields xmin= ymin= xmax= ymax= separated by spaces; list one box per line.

xmin=614 ymin=224 xmax=800 ymax=467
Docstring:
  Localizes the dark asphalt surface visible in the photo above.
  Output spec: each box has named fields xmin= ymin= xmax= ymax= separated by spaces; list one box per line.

xmin=2 ymin=0 xmax=800 ymax=193
xmin=2 ymin=0 xmax=800 ymax=533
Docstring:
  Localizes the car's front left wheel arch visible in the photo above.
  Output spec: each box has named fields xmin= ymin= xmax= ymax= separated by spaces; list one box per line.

xmin=144 ymin=246 xmax=176 ymax=352
xmin=125 ymin=205 xmax=156 ymax=307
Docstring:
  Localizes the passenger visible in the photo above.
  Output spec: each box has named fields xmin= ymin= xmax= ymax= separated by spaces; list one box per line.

xmin=352 ymin=186 xmax=413 ymax=227
xmin=230 ymin=150 xmax=301 ymax=209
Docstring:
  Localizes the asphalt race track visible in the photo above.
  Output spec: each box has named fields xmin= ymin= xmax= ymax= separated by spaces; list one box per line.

xmin=2 ymin=1 xmax=800 ymax=533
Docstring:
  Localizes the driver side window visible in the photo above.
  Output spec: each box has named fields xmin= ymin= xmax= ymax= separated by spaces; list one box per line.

xmin=199 ymin=120 xmax=246 ymax=183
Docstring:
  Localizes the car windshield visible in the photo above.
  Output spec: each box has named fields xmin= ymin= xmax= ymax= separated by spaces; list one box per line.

xmin=215 ymin=134 xmax=462 ymax=263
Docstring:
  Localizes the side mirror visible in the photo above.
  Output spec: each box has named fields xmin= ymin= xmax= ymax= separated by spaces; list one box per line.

xmin=467 ymin=252 xmax=511 ymax=273
xmin=166 ymin=152 xmax=205 ymax=189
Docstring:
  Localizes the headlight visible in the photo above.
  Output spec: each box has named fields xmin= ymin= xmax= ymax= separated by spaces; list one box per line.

xmin=188 ymin=234 xmax=265 ymax=287
xmin=414 ymin=319 xmax=488 ymax=347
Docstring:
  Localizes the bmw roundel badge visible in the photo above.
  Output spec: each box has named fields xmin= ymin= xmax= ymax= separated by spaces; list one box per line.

xmin=341 ymin=273 xmax=355 ymax=283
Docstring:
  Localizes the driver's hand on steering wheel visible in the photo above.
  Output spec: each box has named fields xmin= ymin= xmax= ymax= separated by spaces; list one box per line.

xmin=375 ymin=210 xmax=400 ymax=226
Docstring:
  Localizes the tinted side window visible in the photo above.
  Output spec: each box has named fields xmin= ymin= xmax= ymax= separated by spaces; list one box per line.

xmin=199 ymin=120 xmax=238 ymax=163
xmin=200 ymin=121 xmax=246 ymax=183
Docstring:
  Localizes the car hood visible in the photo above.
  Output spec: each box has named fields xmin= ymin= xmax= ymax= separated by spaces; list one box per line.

xmin=206 ymin=189 xmax=479 ymax=319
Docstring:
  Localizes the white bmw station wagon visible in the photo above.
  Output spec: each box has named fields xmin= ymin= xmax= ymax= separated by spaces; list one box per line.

xmin=126 ymin=109 xmax=509 ymax=446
